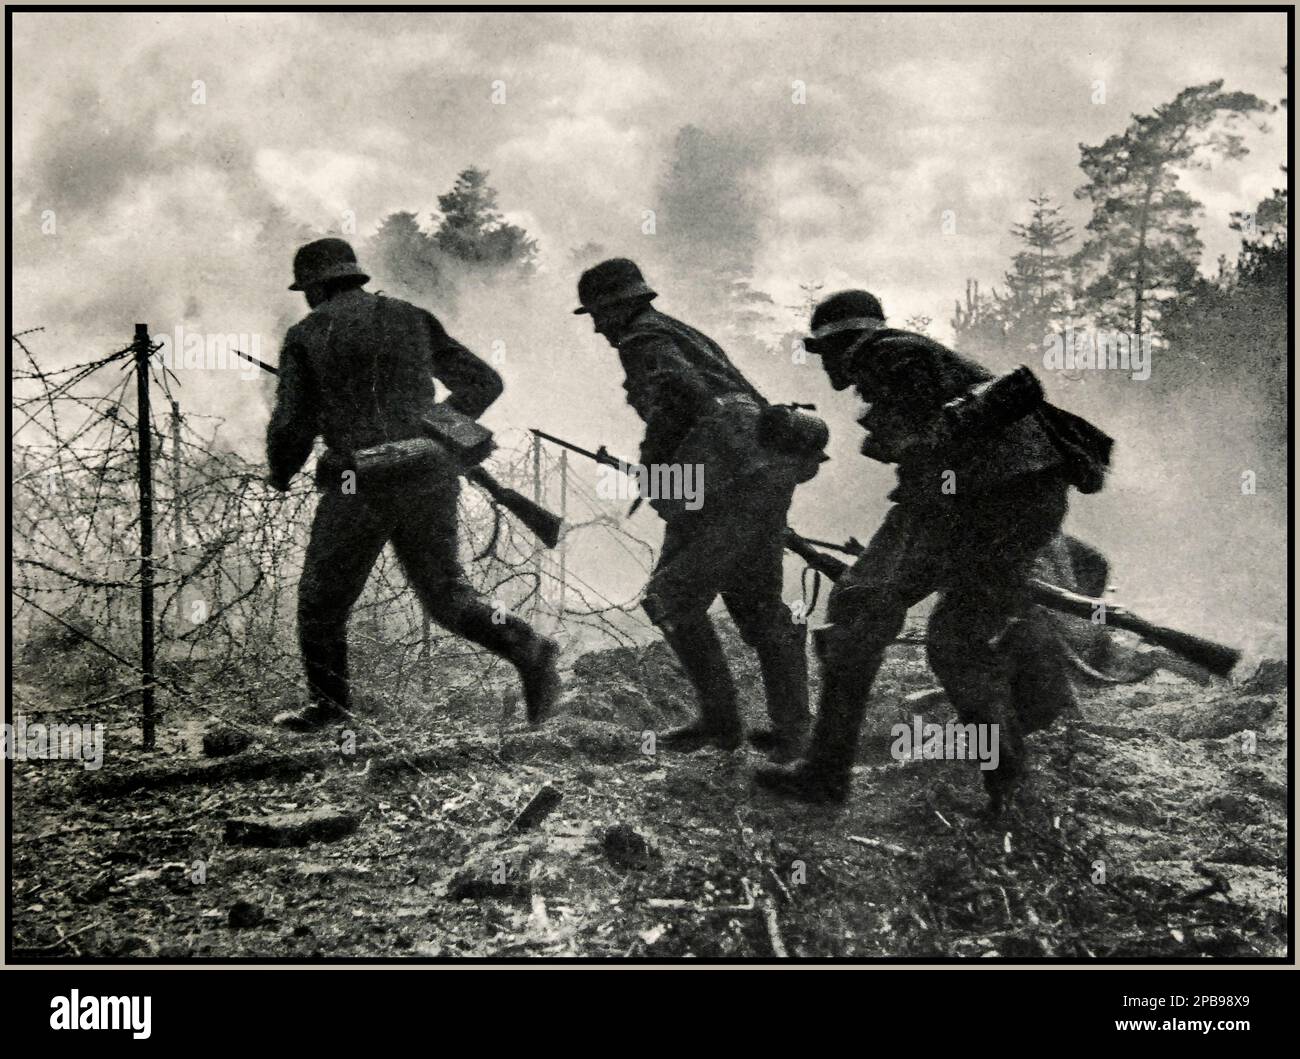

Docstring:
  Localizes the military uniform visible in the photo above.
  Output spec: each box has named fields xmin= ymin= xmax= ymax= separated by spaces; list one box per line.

xmin=269 ymin=240 xmax=558 ymax=728
xmin=758 ymin=291 xmax=1111 ymax=808
xmin=576 ymin=260 xmax=816 ymax=758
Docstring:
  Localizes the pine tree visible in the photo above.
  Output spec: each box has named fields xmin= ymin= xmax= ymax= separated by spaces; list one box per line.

xmin=1157 ymin=70 xmax=1287 ymax=438
xmin=1073 ymin=80 xmax=1272 ymax=339
xmin=951 ymin=278 xmax=1007 ymax=361
xmin=367 ymin=211 xmax=445 ymax=299
xmin=1001 ymin=193 xmax=1073 ymax=354
xmin=1231 ymin=68 xmax=1287 ymax=292
xmin=433 ymin=167 xmax=538 ymax=273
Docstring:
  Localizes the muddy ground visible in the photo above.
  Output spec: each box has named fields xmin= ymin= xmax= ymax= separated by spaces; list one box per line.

xmin=8 ymin=622 xmax=1289 ymax=959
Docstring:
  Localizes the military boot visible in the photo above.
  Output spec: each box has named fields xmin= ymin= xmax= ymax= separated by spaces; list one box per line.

xmin=746 ymin=622 xmax=810 ymax=763
xmin=755 ymin=630 xmax=879 ymax=803
xmin=753 ymin=675 xmax=861 ymax=803
xmin=976 ymin=707 xmax=1026 ymax=815
xmin=451 ymin=603 xmax=562 ymax=726
xmin=518 ymin=634 xmax=563 ymax=726
xmin=277 ymin=639 xmax=350 ymax=731
xmin=658 ymin=616 xmax=744 ymax=752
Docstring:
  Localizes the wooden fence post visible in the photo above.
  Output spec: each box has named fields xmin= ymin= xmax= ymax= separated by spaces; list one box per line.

xmin=134 ymin=323 xmax=156 ymax=749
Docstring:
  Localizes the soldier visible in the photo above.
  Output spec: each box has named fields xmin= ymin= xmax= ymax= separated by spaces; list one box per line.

xmin=575 ymin=258 xmax=819 ymax=761
xmin=756 ymin=290 xmax=1111 ymax=810
xmin=267 ymin=237 xmax=561 ymax=731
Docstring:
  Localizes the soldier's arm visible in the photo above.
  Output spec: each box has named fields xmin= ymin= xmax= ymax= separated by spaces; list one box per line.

xmin=265 ymin=332 xmax=319 ymax=491
xmin=425 ymin=312 xmax=503 ymax=420
xmin=622 ymin=333 xmax=716 ymax=466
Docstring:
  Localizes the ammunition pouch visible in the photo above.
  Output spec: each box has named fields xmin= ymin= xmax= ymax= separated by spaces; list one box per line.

xmin=317 ymin=403 xmax=497 ymax=491
xmin=329 ymin=436 xmax=453 ymax=489
xmin=758 ymin=404 xmax=830 ymax=483
xmin=422 ymin=403 xmax=495 ymax=467
xmin=758 ymin=403 xmax=830 ymax=457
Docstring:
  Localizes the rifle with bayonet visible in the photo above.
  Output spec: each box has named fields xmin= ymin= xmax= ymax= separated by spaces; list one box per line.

xmin=530 ymin=427 xmax=647 ymax=515
xmin=781 ymin=530 xmax=1241 ymax=678
xmin=236 ymin=348 xmax=562 ymax=549
xmin=528 ymin=428 xmax=1240 ymax=678
xmin=530 ymin=428 xmax=632 ymax=474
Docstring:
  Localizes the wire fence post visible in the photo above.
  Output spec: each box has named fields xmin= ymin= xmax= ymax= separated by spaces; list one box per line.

xmin=170 ymin=398 xmax=185 ymax=634
xmin=558 ymin=450 xmax=568 ymax=615
xmin=134 ymin=323 xmax=156 ymax=749
xmin=532 ymin=430 xmax=543 ymax=615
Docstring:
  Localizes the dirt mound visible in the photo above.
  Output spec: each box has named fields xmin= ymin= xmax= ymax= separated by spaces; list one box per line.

xmin=8 ymin=625 xmax=1289 ymax=959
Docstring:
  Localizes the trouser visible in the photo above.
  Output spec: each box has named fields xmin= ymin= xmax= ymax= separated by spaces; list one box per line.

xmin=810 ymin=470 xmax=1073 ymax=795
xmin=297 ymin=474 xmax=542 ymax=711
xmin=641 ymin=468 xmax=808 ymax=742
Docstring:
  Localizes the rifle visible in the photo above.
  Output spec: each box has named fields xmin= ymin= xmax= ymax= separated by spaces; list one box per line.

xmin=530 ymin=428 xmax=632 ymax=474
xmin=530 ymin=428 xmax=645 ymax=515
xmin=531 ymin=428 xmax=1240 ymax=676
xmin=533 ymin=430 xmax=853 ymax=587
xmin=237 ymin=349 xmax=562 ymax=549
xmin=1023 ymin=579 xmax=1240 ymax=678
xmin=781 ymin=529 xmax=854 ymax=580
xmin=782 ymin=530 xmax=1241 ymax=678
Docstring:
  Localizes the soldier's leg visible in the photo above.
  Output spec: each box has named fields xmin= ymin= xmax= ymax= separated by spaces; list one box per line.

xmin=717 ymin=480 xmax=809 ymax=761
xmin=756 ymin=506 xmax=937 ymax=802
xmin=642 ymin=518 xmax=741 ymax=751
xmin=279 ymin=490 xmax=390 ymax=730
xmin=926 ymin=584 xmax=1026 ymax=811
xmin=926 ymin=477 xmax=1071 ymax=809
xmin=390 ymin=482 xmax=560 ymax=725
xmin=1005 ymin=607 xmax=1077 ymax=734
xmin=723 ymin=567 xmax=809 ymax=762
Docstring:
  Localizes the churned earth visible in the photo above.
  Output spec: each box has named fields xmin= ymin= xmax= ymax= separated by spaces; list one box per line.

xmin=9 ymin=621 xmax=1289 ymax=959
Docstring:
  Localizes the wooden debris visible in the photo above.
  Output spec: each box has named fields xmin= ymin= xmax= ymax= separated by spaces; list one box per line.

xmin=848 ymin=834 xmax=919 ymax=859
xmin=84 ymin=747 xmax=337 ymax=797
xmin=444 ymin=840 xmax=539 ymax=902
xmin=83 ymin=741 xmax=477 ymax=798
xmin=224 ymin=807 xmax=359 ymax=848
xmin=763 ymin=905 xmax=788 ymax=958
xmin=509 ymin=784 xmax=562 ymax=832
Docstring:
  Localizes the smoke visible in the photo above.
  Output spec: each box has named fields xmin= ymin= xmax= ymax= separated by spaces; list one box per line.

xmin=1035 ymin=364 xmax=1287 ymax=656
xmin=10 ymin=11 xmax=1288 ymax=653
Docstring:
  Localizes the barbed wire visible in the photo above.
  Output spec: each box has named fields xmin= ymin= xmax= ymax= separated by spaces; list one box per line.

xmin=11 ymin=328 xmax=655 ymax=741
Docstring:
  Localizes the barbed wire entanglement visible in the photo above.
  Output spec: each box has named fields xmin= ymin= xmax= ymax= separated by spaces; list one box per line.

xmin=11 ymin=327 xmax=656 ymax=746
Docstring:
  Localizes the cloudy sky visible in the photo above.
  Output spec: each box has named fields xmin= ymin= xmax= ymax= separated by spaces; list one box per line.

xmin=13 ymin=10 xmax=1286 ymax=329
xmin=11 ymin=10 xmax=1289 ymax=644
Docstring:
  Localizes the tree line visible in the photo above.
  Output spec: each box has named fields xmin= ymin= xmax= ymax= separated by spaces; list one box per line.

xmin=950 ymin=76 xmax=1286 ymax=425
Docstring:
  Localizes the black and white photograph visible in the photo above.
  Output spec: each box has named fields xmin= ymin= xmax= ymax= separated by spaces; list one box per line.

xmin=5 ymin=2 xmax=1292 ymax=999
